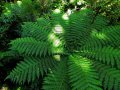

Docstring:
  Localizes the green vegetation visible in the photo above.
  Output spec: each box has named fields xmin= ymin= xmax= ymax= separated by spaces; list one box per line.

xmin=0 ymin=0 xmax=120 ymax=90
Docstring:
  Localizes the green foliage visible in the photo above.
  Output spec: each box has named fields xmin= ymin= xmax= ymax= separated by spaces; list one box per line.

xmin=65 ymin=9 xmax=94 ymax=50
xmin=0 ymin=0 xmax=120 ymax=89
xmin=9 ymin=37 xmax=52 ymax=57
xmin=93 ymin=61 xmax=120 ymax=90
xmin=5 ymin=8 xmax=120 ymax=90
xmin=2 ymin=0 xmax=37 ymax=21
xmin=6 ymin=57 xmax=58 ymax=84
xmin=43 ymin=58 xmax=69 ymax=90
xmin=0 ymin=0 xmax=63 ymax=88
xmin=83 ymin=0 xmax=120 ymax=24
xmin=68 ymin=55 xmax=102 ymax=90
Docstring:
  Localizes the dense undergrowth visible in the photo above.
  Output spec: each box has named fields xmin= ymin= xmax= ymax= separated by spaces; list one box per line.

xmin=0 ymin=0 xmax=120 ymax=90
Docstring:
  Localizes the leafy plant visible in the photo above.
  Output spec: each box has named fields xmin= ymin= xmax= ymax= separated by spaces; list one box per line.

xmin=83 ymin=0 xmax=120 ymax=24
xmin=5 ymin=8 xmax=120 ymax=90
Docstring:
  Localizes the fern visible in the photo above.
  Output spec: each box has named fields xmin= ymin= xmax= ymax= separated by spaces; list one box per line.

xmin=6 ymin=8 xmax=120 ymax=90
xmin=101 ymin=26 xmax=120 ymax=47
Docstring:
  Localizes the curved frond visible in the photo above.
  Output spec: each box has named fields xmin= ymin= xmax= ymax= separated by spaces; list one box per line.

xmin=6 ymin=57 xmax=58 ymax=84
xmin=82 ymin=25 xmax=120 ymax=48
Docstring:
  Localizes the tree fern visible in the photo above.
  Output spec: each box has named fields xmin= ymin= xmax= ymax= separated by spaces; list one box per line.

xmin=6 ymin=8 xmax=120 ymax=90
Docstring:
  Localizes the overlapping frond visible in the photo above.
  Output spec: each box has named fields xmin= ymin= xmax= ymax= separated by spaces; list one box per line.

xmin=10 ymin=37 xmax=52 ymax=57
xmin=68 ymin=55 xmax=102 ymax=90
xmin=22 ymin=18 xmax=51 ymax=41
xmin=64 ymin=9 xmax=94 ymax=50
xmin=6 ymin=8 xmax=120 ymax=90
xmin=92 ymin=15 xmax=109 ymax=31
xmin=93 ymin=61 xmax=120 ymax=90
xmin=101 ymin=25 xmax=120 ymax=47
xmin=80 ymin=46 xmax=120 ymax=69
xmin=82 ymin=25 xmax=120 ymax=48
xmin=43 ymin=59 xmax=69 ymax=90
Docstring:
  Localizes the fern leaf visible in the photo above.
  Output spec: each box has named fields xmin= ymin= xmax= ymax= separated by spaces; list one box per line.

xmin=83 ymin=25 xmax=120 ymax=48
xmin=10 ymin=37 xmax=52 ymax=57
xmin=93 ymin=61 xmax=120 ymax=90
xmin=68 ymin=55 xmax=102 ymax=90
xmin=6 ymin=57 xmax=58 ymax=84
xmin=101 ymin=25 xmax=120 ymax=47
xmin=80 ymin=46 xmax=120 ymax=69
xmin=64 ymin=9 xmax=93 ymax=50
xmin=22 ymin=20 xmax=51 ymax=41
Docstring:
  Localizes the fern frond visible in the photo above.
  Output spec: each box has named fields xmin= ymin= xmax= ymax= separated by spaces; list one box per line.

xmin=80 ymin=29 xmax=109 ymax=49
xmin=43 ymin=59 xmax=69 ymax=90
xmin=83 ymin=25 xmax=120 ymax=48
xmin=10 ymin=37 xmax=52 ymax=57
xmin=80 ymin=46 xmax=120 ymax=69
xmin=93 ymin=61 xmax=120 ymax=90
xmin=22 ymin=19 xmax=51 ymax=41
xmin=68 ymin=55 xmax=102 ymax=90
xmin=64 ymin=9 xmax=94 ymax=50
xmin=0 ymin=51 xmax=17 ymax=59
xmin=6 ymin=57 xmax=58 ymax=84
